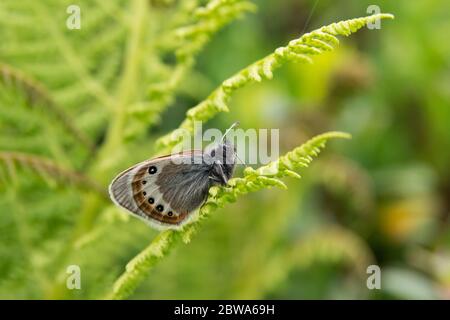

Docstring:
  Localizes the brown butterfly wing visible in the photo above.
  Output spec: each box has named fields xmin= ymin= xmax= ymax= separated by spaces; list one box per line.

xmin=108 ymin=151 xmax=206 ymax=229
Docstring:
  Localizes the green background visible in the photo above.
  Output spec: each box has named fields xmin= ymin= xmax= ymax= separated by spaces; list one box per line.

xmin=0 ymin=0 xmax=449 ymax=299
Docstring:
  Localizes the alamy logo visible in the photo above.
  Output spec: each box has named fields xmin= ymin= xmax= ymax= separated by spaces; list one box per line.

xmin=366 ymin=265 xmax=381 ymax=290
xmin=66 ymin=265 xmax=81 ymax=290
xmin=171 ymin=121 xmax=280 ymax=165
xmin=66 ymin=5 xmax=81 ymax=30
xmin=366 ymin=5 xmax=382 ymax=30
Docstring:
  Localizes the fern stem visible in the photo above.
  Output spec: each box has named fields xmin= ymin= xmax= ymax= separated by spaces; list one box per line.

xmin=77 ymin=0 xmax=148 ymax=231
xmin=101 ymin=0 xmax=148 ymax=156
xmin=106 ymin=131 xmax=350 ymax=300
xmin=79 ymin=0 xmax=149 ymax=232
xmin=43 ymin=0 xmax=150 ymax=299
xmin=0 ymin=63 xmax=95 ymax=151
xmin=0 ymin=151 xmax=106 ymax=196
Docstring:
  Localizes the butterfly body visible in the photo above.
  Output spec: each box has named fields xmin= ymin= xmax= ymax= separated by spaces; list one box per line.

xmin=109 ymin=140 xmax=236 ymax=230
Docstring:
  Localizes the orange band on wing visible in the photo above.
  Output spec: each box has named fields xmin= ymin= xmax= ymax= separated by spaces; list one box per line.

xmin=131 ymin=165 xmax=189 ymax=224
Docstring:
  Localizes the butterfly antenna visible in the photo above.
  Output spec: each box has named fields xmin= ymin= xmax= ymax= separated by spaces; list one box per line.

xmin=221 ymin=121 xmax=240 ymax=143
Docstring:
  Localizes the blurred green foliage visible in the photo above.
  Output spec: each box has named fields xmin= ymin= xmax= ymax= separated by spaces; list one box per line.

xmin=0 ymin=0 xmax=449 ymax=300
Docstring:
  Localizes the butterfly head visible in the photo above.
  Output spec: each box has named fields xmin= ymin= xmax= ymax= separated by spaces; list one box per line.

xmin=208 ymin=139 xmax=236 ymax=185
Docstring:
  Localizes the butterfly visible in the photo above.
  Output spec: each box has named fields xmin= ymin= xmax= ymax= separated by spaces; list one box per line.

xmin=108 ymin=123 xmax=239 ymax=230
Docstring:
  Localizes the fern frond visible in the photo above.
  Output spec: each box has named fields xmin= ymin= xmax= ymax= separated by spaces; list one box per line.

xmin=156 ymin=13 xmax=394 ymax=151
xmin=107 ymin=131 xmax=350 ymax=299
xmin=230 ymin=225 xmax=375 ymax=299
xmin=174 ymin=0 xmax=256 ymax=59
xmin=205 ymin=132 xmax=351 ymax=208
xmin=28 ymin=1 xmax=118 ymax=111
xmin=125 ymin=0 xmax=256 ymax=140
xmin=290 ymin=226 xmax=374 ymax=275
xmin=0 ymin=151 xmax=106 ymax=197
xmin=0 ymin=0 xmax=128 ymax=142
xmin=314 ymin=155 xmax=375 ymax=213
xmin=249 ymin=225 xmax=375 ymax=298
xmin=0 ymin=63 xmax=95 ymax=150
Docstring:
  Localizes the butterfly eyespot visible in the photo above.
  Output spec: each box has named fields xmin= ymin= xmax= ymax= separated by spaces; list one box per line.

xmin=168 ymin=211 xmax=173 ymax=217
xmin=143 ymin=191 xmax=147 ymax=196
xmin=142 ymin=180 xmax=147 ymax=185
xmin=211 ymin=150 xmax=216 ymax=157
xmin=148 ymin=197 xmax=154 ymax=204
xmin=156 ymin=204 xmax=164 ymax=212
xmin=148 ymin=166 xmax=157 ymax=174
